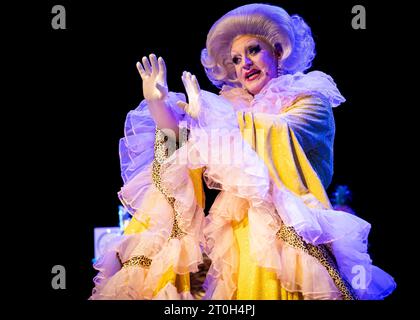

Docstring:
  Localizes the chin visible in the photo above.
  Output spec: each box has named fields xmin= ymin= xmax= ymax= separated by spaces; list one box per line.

xmin=246 ymin=79 xmax=269 ymax=95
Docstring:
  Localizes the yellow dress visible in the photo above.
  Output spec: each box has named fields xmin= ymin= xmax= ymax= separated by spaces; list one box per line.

xmin=91 ymin=73 xmax=395 ymax=300
xmin=122 ymin=94 xmax=338 ymax=300
xmin=230 ymin=94 xmax=339 ymax=299
xmin=232 ymin=215 xmax=303 ymax=299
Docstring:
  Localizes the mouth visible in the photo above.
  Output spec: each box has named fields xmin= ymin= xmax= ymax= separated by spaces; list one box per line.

xmin=244 ymin=69 xmax=261 ymax=82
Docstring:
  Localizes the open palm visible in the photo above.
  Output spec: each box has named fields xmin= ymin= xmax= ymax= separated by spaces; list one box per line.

xmin=176 ymin=71 xmax=202 ymax=118
xmin=136 ymin=54 xmax=168 ymax=101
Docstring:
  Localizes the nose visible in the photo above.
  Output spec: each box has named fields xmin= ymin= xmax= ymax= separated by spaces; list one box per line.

xmin=242 ymin=56 xmax=253 ymax=69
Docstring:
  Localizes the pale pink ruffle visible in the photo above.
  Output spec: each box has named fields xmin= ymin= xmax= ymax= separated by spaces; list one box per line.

xmin=203 ymin=197 xmax=344 ymax=299
xmin=91 ymin=179 xmax=204 ymax=299
xmin=220 ymin=70 xmax=346 ymax=114
xmin=90 ymin=213 xmax=203 ymax=300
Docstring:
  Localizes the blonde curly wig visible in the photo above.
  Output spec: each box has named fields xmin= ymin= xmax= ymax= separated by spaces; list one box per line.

xmin=201 ymin=3 xmax=316 ymax=88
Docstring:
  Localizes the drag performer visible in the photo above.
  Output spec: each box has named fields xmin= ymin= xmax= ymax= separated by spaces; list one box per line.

xmin=90 ymin=3 xmax=396 ymax=300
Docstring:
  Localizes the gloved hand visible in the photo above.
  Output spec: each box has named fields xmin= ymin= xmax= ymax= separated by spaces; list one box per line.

xmin=136 ymin=54 xmax=168 ymax=102
xmin=176 ymin=71 xmax=202 ymax=118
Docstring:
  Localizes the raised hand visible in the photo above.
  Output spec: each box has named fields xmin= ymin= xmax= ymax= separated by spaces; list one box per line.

xmin=176 ymin=71 xmax=202 ymax=118
xmin=136 ymin=54 xmax=168 ymax=102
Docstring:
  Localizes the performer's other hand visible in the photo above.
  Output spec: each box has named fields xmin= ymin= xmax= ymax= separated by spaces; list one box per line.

xmin=176 ymin=71 xmax=202 ymax=118
xmin=136 ymin=54 xmax=168 ymax=102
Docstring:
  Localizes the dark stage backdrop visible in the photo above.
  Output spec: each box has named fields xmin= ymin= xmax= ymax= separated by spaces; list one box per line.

xmin=19 ymin=0 xmax=410 ymax=308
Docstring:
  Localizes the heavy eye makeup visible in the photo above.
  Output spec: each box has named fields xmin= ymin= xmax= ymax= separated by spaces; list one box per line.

xmin=231 ymin=43 xmax=262 ymax=65
xmin=248 ymin=44 xmax=261 ymax=55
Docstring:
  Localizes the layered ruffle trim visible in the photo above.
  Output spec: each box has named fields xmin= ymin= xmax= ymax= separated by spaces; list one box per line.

xmin=91 ymin=162 xmax=205 ymax=299
xmin=220 ymin=70 xmax=346 ymax=114
xmin=201 ymin=188 xmax=396 ymax=300
xmin=90 ymin=231 xmax=203 ymax=300
xmin=119 ymin=92 xmax=188 ymax=184
xmin=90 ymin=233 xmax=200 ymax=300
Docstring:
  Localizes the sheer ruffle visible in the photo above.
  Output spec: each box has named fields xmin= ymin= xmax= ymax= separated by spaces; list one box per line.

xmin=221 ymin=70 xmax=346 ymax=114
xmin=202 ymin=194 xmax=343 ymax=299
xmin=119 ymin=92 xmax=187 ymax=184
xmin=92 ymin=262 xmax=194 ymax=300
xmin=91 ymin=183 xmax=204 ymax=299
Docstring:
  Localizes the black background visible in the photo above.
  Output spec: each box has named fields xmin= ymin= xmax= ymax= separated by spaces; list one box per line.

xmin=12 ymin=0 xmax=413 ymax=315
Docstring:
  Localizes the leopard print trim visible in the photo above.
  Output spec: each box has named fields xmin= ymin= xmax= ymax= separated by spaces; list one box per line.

xmin=121 ymin=255 xmax=152 ymax=269
xmin=152 ymin=128 xmax=187 ymax=239
xmin=277 ymin=224 xmax=357 ymax=300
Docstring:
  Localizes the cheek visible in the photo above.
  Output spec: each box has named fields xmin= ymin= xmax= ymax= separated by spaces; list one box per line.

xmin=260 ymin=54 xmax=277 ymax=76
xmin=235 ymin=66 xmax=245 ymax=83
xmin=235 ymin=65 xmax=241 ymax=77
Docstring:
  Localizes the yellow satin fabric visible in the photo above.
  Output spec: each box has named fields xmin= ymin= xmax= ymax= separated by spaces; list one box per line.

xmin=124 ymin=215 xmax=150 ymax=235
xmin=153 ymin=266 xmax=191 ymax=296
xmin=232 ymin=215 xmax=303 ymax=300
xmin=188 ymin=167 xmax=206 ymax=208
xmin=237 ymin=95 xmax=332 ymax=208
xmin=232 ymin=95 xmax=336 ymax=299
xmin=122 ymin=167 xmax=205 ymax=296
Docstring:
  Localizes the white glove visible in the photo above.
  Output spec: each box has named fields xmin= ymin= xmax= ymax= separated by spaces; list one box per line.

xmin=136 ymin=54 xmax=168 ymax=102
xmin=176 ymin=71 xmax=202 ymax=118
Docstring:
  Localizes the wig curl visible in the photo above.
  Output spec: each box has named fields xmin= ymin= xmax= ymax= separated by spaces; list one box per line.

xmin=201 ymin=3 xmax=315 ymax=88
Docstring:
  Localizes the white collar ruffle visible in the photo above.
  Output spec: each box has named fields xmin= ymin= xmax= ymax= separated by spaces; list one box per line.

xmin=220 ymin=71 xmax=346 ymax=114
